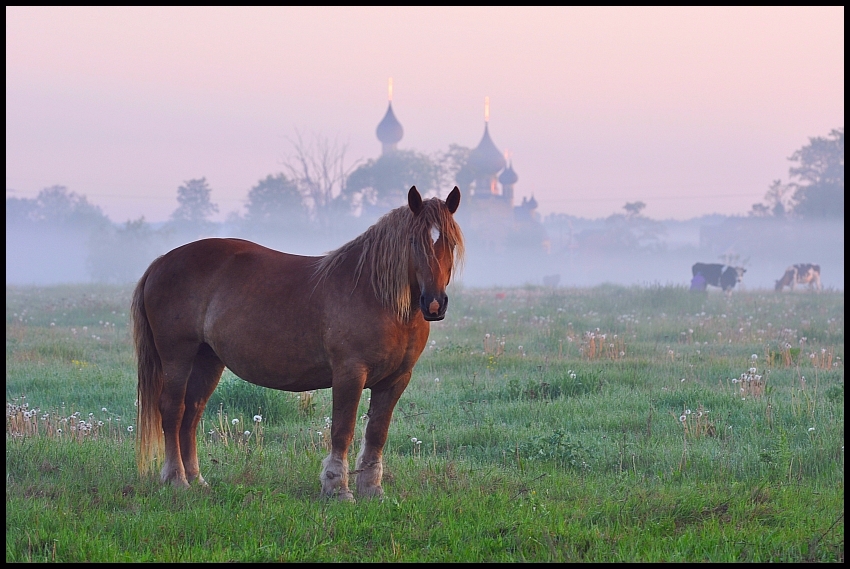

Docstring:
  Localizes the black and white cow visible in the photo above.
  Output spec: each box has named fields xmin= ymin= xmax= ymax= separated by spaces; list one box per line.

xmin=775 ymin=264 xmax=822 ymax=292
xmin=691 ymin=263 xmax=746 ymax=292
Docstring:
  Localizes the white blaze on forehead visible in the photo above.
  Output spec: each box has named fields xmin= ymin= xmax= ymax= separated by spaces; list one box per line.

xmin=430 ymin=226 xmax=440 ymax=244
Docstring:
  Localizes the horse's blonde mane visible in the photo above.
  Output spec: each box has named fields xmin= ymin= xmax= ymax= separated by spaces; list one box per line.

xmin=314 ymin=197 xmax=464 ymax=320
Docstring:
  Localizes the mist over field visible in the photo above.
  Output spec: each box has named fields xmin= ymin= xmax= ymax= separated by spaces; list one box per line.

xmin=6 ymin=213 xmax=844 ymax=291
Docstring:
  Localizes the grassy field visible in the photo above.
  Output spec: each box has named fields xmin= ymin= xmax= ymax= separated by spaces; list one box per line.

xmin=6 ymin=283 xmax=844 ymax=562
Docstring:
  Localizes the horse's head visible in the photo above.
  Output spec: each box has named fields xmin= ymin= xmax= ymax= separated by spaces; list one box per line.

xmin=407 ymin=186 xmax=462 ymax=322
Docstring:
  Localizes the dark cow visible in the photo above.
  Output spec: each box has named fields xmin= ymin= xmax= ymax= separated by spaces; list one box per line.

xmin=775 ymin=263 xmax=821 ymax=292
xmin=691 ymin=263 xmax=746 ymax=292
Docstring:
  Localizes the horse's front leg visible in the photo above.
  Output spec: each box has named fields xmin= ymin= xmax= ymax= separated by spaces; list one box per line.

xmin=320 ymin=369 xmax=367 ymax=502
xmin=355 ymin=371 xmax=412 ymax=498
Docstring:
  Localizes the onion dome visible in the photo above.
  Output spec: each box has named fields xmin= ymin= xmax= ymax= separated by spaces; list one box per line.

xmin=499 ymin=161 xmax=518 ymax=186
xmin=468 ymin=124 xmax=506 ymax=176
xmin=376 ymin=102 xmax=404 ymax=145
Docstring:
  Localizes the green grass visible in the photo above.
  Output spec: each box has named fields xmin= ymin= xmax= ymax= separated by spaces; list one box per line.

xmin=6 ymin=283 xmax=844 ymax=562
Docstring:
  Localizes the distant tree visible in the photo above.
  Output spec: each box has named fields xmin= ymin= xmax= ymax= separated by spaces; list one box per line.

xmin=20 ymin=186 xmax=109 ymax=228
xmin=583 ymin=202 xmax=666 ymax=253
xmin=437 ymin=144 xmax=473 ymax=194
xmin=788 ymin=127 xmax=844 ymax=218
xmin=245 ymin=174 xmax=305 ymax=222
xmin=243 ymin=173 xmax=308 ymax=234
xmin=6 ymin=186 xmax=111 ymax=284
xmin=171 ymin=177 xmax=218 ymax=225
xmin=623 ymin=201 xmax=646 ymax=219
xmin=87 ymin=216 xmax=161 ymax=283
xmin=344 ymin=150 xmax=441 ymax=217
xmin=281 ymin=131 xmax=359 ymax=230
xmin=6 ymin=186 xmax=110 ymax=231
xmin=5 ymin=195 xmax=38 ymax=226
xmin=749 ymin=179 xmax=791 ymax=217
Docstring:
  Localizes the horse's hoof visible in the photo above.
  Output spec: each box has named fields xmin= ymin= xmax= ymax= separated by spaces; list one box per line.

xmin=322 ymin=489 xmax=355 ymax=502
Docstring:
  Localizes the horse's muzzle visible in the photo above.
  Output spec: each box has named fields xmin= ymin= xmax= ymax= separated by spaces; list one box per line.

xmin=420 ymin=294 xmax=448 ymax=321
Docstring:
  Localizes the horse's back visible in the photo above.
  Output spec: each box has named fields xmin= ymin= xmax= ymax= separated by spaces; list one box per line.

xmin=140 ymin=239 xmax=334 ymax=385
xmin=143 ymin=238 xmax=317 ymax=315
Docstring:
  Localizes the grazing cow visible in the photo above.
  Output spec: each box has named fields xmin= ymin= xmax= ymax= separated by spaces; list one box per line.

xmin=691 ymin=263 xmax=746 ymax=292
xmin=775 ymin=264 xmax=822 ymax=292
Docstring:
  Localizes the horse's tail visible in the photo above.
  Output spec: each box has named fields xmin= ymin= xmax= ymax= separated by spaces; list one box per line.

xmin=132 ymin=262 xmax=164 ymax=476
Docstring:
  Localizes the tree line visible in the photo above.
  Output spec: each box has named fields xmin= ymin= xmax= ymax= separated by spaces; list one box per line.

xmin=749 ymin=127 xmax=843 ymax=218
xmin=5 ymin=126 xmax=844 ymax=284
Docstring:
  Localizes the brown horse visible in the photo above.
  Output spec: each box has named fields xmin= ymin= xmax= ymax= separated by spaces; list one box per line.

xmin=132 ymin=186 xmax=463 ymax=501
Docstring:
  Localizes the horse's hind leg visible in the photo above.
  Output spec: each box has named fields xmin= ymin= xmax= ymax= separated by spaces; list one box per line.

xmin=355 ymin=371 xmax=412 ymax=498
xmin=180 ymin=343 xmax=225 ymax=486
xmin=157 ymin=342 xmax=201 ymax=488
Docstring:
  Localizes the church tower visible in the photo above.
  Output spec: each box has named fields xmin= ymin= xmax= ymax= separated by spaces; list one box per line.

xmin=375 ymin=78 xmax=404 ymax=154
xmin=499 ymin=158 xmax=518 ymax=204
xmin=467 ymin=97 xmax=507 ymax=196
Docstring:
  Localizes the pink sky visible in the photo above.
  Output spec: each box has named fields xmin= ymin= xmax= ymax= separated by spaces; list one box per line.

xmin=5 ymin=6 xmax=844 ymax=222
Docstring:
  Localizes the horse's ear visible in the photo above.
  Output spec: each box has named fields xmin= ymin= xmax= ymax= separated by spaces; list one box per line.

xmin=446 ymin=186 xmax=461 ymax=214
xmin=408 ymin=186 xmax=423 ymax=216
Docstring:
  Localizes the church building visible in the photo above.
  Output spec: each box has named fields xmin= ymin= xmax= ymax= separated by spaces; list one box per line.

xmin=373 ymin=85 xmax=545 ymax=251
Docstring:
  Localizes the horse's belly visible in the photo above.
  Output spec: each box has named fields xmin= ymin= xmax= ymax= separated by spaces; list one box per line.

xmin=226 ymin=360 xmax=334 ymax=392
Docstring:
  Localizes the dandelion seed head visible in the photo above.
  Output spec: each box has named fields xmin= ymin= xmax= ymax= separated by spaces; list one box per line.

xmin=231 ymin=418 xmax=239 ymax=425
xmin=253 ymin=415 xmax=262 ymax=423
xmin=127 ymin=425 xmax=134 ymax=432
